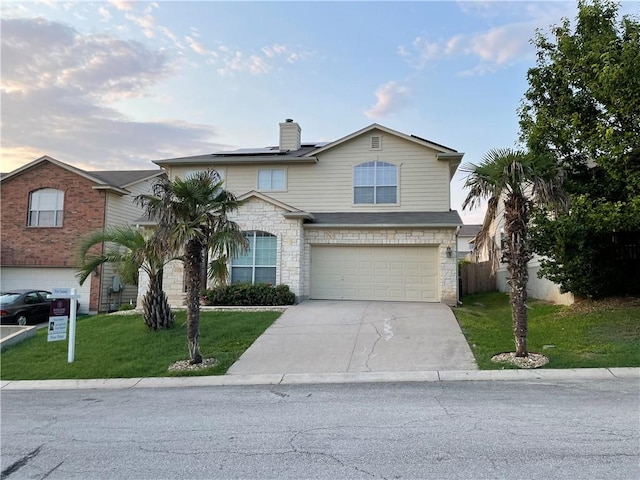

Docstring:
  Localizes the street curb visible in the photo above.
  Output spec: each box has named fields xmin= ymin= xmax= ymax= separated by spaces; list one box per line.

xmin=1 ymin=367 xmax=638 ymax=391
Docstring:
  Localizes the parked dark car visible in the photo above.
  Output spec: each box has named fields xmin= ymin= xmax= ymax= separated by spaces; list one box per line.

xmin=0 ymin=289 xmax=55 ymax=325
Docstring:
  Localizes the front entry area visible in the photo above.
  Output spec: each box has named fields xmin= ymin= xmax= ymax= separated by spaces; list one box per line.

xmin=310 ymin=245 xmax=438 ymax=302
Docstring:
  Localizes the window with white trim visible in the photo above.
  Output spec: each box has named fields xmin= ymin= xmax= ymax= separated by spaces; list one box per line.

xmin=28 ymin=188 xmax=64 ymax=227
xmin=354 ymin=161 xmax=397 ymax=204
xmin=258 ymin=169 xmax=286 ymax=191
xmin=231 ymin=231 xmax=277 ymax=285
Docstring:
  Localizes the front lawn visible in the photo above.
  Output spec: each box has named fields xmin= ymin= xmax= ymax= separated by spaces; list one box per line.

xmin=0 ymin=310 xmax=280 ymax=380
xmin=454 ymin=292 xmax=640 ymax=369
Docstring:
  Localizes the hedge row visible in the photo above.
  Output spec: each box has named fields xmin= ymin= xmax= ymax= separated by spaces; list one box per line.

xmin=202 ymin=283 xmax=296 ymax=306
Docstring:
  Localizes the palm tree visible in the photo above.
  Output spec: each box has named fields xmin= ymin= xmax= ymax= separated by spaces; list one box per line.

xmin=76 ymin=225 xmax=174 ymax=329
xmin=137 ymin=171 xmax=247 ymax=364
xmin=462 ymin=149 xmax=566 ymax=357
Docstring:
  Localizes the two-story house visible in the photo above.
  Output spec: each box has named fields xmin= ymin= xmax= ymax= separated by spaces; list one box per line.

xmin=143 ymin=120 xmax=464 ymax=305
xmin=0 ymin=156 xmax=164 ymax=313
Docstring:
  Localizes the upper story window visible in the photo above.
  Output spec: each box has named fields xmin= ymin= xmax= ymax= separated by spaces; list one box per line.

xmin=354 ymin=161 xmax=397 ymax=204
xmin=28 ymin=188 xmax=64 ymax=227
xmin=258 ymin=169 xmax=286 ymax=191
xmin=231 ymin=231 xmax=277 ymax=285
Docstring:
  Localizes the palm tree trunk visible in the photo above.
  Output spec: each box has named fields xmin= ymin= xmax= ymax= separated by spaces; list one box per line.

xmin=142 ymin=270 xmax=174 ymax=330
xmin=504 ymin=195 xmax=532 ymax=357
xmin=185 ymin=239 xmax=203 ymax=364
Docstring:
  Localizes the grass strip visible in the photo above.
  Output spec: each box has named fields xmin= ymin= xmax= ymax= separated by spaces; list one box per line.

xmin=454 ymin=292 xmax=640 ymax=369
xmin=0 ymin=310 xmax=279 ymax=380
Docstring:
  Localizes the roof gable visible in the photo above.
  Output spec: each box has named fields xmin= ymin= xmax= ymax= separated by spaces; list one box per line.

xmin=306 ymin=123 xmax=459 ymax=157
xmin=236 ymin=190 xmax=303 ymax=213
xmin=1 ymin=156 xmax=164 ymax=194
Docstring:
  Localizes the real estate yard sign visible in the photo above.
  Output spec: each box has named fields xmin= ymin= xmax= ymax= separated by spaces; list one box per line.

xmin=48 ymin=288 xmax=79 ymax=363
xmin=47 ymin=298 xmax=70 ymax=342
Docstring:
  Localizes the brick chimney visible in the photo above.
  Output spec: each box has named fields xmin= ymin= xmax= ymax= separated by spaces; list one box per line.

xmin=279 ymin=118 xmax=301 ymax=151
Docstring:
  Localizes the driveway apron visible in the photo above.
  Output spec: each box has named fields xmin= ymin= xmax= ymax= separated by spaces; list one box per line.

xmin=227 ymin=300 xmax=478 ymax=375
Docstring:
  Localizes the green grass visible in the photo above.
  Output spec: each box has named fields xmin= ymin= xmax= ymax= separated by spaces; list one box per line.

xmin=454 ymin=292 xmax=640 ymax=369
xmin=0 ymin=310 xmax=280 ymax=380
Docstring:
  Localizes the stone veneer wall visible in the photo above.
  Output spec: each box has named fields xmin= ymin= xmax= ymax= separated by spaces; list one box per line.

xmin=228 ymin=197 xmax=304 ymax=296
xmin=138 ymin=197 xmax=305 ymax=307
xmin=302 ymin=227 xmax=458 ymax=304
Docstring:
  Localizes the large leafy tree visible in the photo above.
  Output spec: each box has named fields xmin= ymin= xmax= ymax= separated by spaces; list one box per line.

xmin=520 ymin=0 xmax=640 ymax=296
xmin=137 ymin=171 xmax=247 ymax=364
xmin=463 ymin=149 xmax=567 ymax=357
xmin=76 ymin=225 xmax=174 ymax=329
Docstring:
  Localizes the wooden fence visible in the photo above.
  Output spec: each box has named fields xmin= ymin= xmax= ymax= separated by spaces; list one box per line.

xmin=459 ymin=261 xmax=496 ymax=297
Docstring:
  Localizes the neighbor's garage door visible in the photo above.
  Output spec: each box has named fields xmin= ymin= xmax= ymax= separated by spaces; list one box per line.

xmin=311 ymin=245 xmax=438 ymax=302
xmin=0 ymin=267 xmax=91 ymax=313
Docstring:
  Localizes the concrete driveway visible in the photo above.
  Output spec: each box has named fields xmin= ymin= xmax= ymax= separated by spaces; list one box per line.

xmin=227 ymin=300 xmax=478 ymax=375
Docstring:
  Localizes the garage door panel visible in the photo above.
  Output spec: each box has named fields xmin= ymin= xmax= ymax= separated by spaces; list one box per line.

xmin=311 ymin=245 xmax=438 ymax=302
xmin=1 ymin=267 xmax=91 ymax=313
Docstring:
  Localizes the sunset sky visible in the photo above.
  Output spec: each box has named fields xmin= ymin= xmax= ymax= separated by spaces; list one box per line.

xmin=3 ymin=1 xmax=636 ymax=222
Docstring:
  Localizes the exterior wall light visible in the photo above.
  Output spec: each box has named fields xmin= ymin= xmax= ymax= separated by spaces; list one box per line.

xmin=446 ymin=246 xmax=452 ymax=258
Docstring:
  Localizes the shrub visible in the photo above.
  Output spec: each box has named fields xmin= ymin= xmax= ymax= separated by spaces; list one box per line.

xmin=202 ymin=283 xmax=296 ymax=306
xmin=118 ymin=304 xmax=135 ymax=311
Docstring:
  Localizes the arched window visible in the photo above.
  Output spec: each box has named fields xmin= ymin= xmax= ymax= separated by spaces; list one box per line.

xmin=354 ymin=161 xmax=397 ymax=204
xmin=231 ymin=231 xmax=277 ymax=285
xmin=28 ymin=188 xmax=64 ymax=227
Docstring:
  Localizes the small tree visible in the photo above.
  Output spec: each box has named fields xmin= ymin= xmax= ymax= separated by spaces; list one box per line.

xmin=76 ymin=225 xmax=174 ymax=329
xmin=520 ymin=0 xmax=640 ymax=296
xmin=462 ymin=149 xmax=566 ymax=357
xmin=137 ymin=171 xmax=247 ymax=364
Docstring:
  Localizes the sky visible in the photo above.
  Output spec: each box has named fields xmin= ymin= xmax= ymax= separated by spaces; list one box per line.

xmin=2 ymin=0 xmax=637 ymax=223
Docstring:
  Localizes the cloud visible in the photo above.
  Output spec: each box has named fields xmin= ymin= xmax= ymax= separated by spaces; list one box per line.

xmin=124 ymin=2 xmax=158 ymax=39
xmin=399 ymin=21 xmax=536 ymax=76
xmin=185 ymin=36 xmax=208 ymax=55
xmin=0 ymin=17 xmax=227 ymax=171
xmin=107 ymin=0 xmax=135 ymax=12
xmin=98 ymin=6 xmax=111 ymax=21
xmin=364 ymin=81 xmax=412 ymax=119
xmin=214 ymin=43 xmax=311 ymax=76
xmin=398 ymin=3 xmax=580 ymax=77
xmin=1 ymin=17 xmax=170 ymax=98
xmin=261 ymin=43 xmax=287 ymax=58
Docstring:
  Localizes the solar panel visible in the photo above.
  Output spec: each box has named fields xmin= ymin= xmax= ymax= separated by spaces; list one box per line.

xmin=213 ymin=147 xmax=282 ymax=155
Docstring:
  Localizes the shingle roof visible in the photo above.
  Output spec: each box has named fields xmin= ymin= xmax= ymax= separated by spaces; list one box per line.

xmin=153 ymin=146 xmax=320 ymax=166
xmin=306 ymin=211 xmax=463 ymax=227
xmin=458 ymin=224 xmax=482 ymax=237
xmin=0 ymin=156 xmax=164 ymax=192
xmin=89 ymin=170 xmax=163 ymax=188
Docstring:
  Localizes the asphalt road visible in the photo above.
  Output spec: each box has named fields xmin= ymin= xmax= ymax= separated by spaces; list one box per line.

xmin=1 ymin=378 xmax=638 ymax=479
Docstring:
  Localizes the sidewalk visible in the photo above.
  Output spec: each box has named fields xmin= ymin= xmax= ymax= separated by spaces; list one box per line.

xmin=2 ymin=367 xmax=638 ymax=390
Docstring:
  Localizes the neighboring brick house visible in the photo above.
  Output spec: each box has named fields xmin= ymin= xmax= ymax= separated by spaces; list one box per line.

xmin=140 ymin=120 xmax=465 ymax=305
xmin=0 ymin=156 xmax=164 ymax=313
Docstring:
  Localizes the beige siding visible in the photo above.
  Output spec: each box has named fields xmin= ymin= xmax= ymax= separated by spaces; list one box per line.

xmin=167 ymin=130 xmax=452 ymax=213
xmin=100 ymin=178 xmax=157 ymax=311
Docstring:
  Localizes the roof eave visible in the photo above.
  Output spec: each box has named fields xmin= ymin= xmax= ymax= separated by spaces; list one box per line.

xmin=282 ymin=212 xmax=315 ymax=220
xmin=92 ymin=185 xmax=130 ymax=195
xmin=304 ymin=223 xmax=462 ymax=229
xmin=154 ymin=156 xmax=318 ymax=166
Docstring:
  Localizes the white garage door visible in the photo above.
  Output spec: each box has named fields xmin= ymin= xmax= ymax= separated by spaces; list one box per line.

xmin=0 ymin=267 xmax=91 ymax=313
xmin=311 ymin=245 xmax=439 ymax=302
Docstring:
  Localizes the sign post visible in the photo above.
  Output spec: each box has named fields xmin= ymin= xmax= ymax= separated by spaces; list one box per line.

xmin=50 ymin=288 xmax=78 ymax=363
